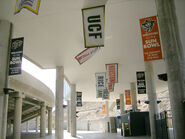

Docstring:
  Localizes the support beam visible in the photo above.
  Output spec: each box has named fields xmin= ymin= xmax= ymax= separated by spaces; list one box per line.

xmin=155 ymin=0 xmax=185 ymax=138
xmin=67 ymin=100 xmax=71 ymax=133
xmin=13 ymin=92 xmax=23 ymax=139
xmin=36 ymin=117 xmax=39 ymax=132
xmin=70 ymin=84 xmax=76 ymax=137
xmin=145 ymin=62 xmax=158 ymax=139
xmin=48 ymin=107 xmax=52 ymax=135
xmin=55 ymin=66 xmax=64 ymax=139
xmin=120 ymin=94 xmax=125 ymax=115
xmin=26 ymin=121 xmax=29 ymax=132
xmin=130 ymin=82 xmax=137 ymax=111
xmin=40 ymin=102 xmax=46 ymax=137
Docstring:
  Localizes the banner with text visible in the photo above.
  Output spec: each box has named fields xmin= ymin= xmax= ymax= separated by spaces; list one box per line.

xmin=116 ymin=99 xmax=120 ymax=109
xmin=125 ymin=90 xmax=131 ymax=105
xmin=106 ymin=63 xmax=118 ymax=83
xmin=102 ymin=89 xmax=109 ymax=99
xmin=15 ymin=0 xmax=41 ymax=15
xmin=75 ymin=47 xmax=100 ymax=65
xmin=107 ymin=82 xmax=114 ymax=92
xmin=9 ymin=37 xmax=24 ymax=76
xmin=82 ymin=5 xmax=105 ymax=48
xmin=140 ymin=16 xmax=162 ymax=61
xmin=76 ymin=92 xmax=82 ymax=107
xmin=96 ymin=72 xmax=106 ymax=98
xmin=136 ymin=71 xmax=146 ymax=94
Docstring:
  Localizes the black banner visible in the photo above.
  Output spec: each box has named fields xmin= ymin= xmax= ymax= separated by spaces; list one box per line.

xmin=136 ymin=71 xmax=146 ymax=94
xmin=116 ymin=99 xmax=120 ymax=110
xmin=9 ymin=37 xmax=24 ymax=76
xmin=76 ymin=92 xmax=82 ymax=107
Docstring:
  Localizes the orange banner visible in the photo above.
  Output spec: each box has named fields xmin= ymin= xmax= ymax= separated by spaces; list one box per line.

xmin=140 ymin=16 xmax=162 ymax=61
xmin=102 ymin=105 xmax=106 ymax=114
xmin=125 ymin=90 xmax=131 ymax=105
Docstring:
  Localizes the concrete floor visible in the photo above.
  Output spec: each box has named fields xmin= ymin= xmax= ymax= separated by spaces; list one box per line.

xmin=6 ymin=130 xmax=150 ymax=139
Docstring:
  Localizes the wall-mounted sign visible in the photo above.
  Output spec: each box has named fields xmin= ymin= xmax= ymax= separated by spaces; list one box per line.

xmin=75 ymin=47 xmax=100 ymax=65
xmin=106 ymin=63 xmax=118 ymax=83
xmin=9 ymin=37 xmax=24 ymax=76
xmin=116 ymin=99 xmax=120 ymax=109
xmin=76 ymin=92 xmax=82 ymax=107
xmin=15 ymin=0 xmax=41 ymax=15
xmin=140 ymin=16 xmax=162 ymax=61
xmin=82 ymin=5 xmax=105 ymax=48
xmin=107 ymin=82 xmax=114 ymax=92
xmin=136 ymin=72 xmax=146 ymax=94
xmin=125 ymin=90 xmax=131 ymax=105
xmin=102 ymin=89 xmax=109 ymax=99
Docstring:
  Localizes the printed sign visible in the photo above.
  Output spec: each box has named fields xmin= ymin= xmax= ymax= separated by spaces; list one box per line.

xmin=75 ymin=47 xmax=100 ymax=65
xmin=102 ymin=89 xmax=109 ymax=99
xmin=82 ymin=5 xmax=105 ymax=48
xmin=95 ymin=72 xmax=106 ymax=91
xmin=96 ymin=90 xmax=103 ymax=98
xmin=76 ymin=92 xmax=82 ymax=107
xmin=9 ymin=37 xmax=24 ymax=76
xmin=116 ymin=99 xmax=120 ymax=109
xmin=140 ymin=16 xmax=162 ymax=61
xmin=125 ymin=90 xmax=131 ymax=105
xmin=106 ymin=63 xmax=118 ymax=83
xmin=15 ymin=0 xmax=41 ymax=15
xmin=102 ymin=104 xmax=106 ymax=114
xmin=107 ymin=82 xmax=114 ymax=92
xmin=136 ymin=72 xmax=146 ymax=94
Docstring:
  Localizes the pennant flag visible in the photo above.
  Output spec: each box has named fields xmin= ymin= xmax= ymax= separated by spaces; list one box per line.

xmin=139 ymin=16 xmax=162 ymax=61
xmin=136 ymin=71 xmax=146 ymax=94
xmin=15 ymin=0 xmax=41 ymax=15
xmin=125 ymin=90 xmax=131 ymax=105
xmin=106 ymin=63 xmax=118 ymax=83
xmin=75 ymin=47 xmax=100 ymax=65
xmin=95 ymin=72 xmax=106 ymax=98
xmin=82 ymin=5 xmax=105 ymax=48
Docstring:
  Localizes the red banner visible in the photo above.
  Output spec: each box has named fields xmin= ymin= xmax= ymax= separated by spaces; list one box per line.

xmin=106 ymin=63 xmax=118 ymax=83
xmin=125 ymin=90 xmax=131 ymax=105
xmin=140 ymin=16 xmax=162 ymax=61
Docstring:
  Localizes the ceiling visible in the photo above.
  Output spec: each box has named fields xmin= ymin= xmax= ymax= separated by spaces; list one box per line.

xmin=0 ymin=0 xmax=168 ymax=101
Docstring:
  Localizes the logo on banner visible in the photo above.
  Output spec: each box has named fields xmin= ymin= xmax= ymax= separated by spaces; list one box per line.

xmin=15 ymin=0 xmax=41 ymax=15
xmin=140 ymin=16 xmax=162 ymax=61
xmin=136 ymin=72 xmax=146 ymax=94
xmin=82 ymin=5 xmax=105 ymax=48
xmin=75 ymin=47 xmax=100 ymax=65
xmin=106 ymin=63 xmax=118 ymax=83
xmin=9 ymin=37 xmax=24 ymax=76
xmin=125 ymin=90 xmax=131 ymax=105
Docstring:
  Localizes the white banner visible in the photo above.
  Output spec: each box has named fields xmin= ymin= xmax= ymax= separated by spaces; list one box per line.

xmin=15 ymin=0 xmax=41 ymax=15
xmin=106 ymin=63 xmax=118 ymax=83
xmin=82 ymin=5 xmax=105 ymax=48
xmin=95 ymin=72 xmax=106 ymax=92
xmin=75 ymin=47 xmax=100 ymax=65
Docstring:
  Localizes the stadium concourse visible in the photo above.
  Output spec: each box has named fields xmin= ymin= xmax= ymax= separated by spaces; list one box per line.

xmin=0 ymin=0 xmax=185 ymax=139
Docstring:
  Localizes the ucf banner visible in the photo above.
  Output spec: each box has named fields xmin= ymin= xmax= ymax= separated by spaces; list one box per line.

xmin=15 ymin=0 xmax=41 ymax=15
xmin=82 ymin=5 xmax=105 ymax=48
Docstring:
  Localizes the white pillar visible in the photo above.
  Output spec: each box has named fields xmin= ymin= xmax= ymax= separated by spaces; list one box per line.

xmin=35 ymin=117 xmax=39 ymax=132
xmin=0 ymin=20 xmax=11 ymax=139
xmin=40 ymin=102 xmax=46 ymax=137
xmin=145 ymin=62 xmax=158 ymax=139
xmin=55 ymin=66 xmax=64 ymax=139
xmin=105 ymin=101 xmax=109 ymax=117
xmin=130 ymin=82 xmax=137 ymax=111
xmin=120 ymin=94 xmax=125 ymax=115
xmin=26 ymin=121 xmax=29 ymax=132
xmin=48 ymin=107 xmax=52 ymax=135
xmin=13 ymin=92 xmax=23 ymax=139
xmin=155 ymin=0 xmax=185 ymax=138
xmin=70 ymin=84 xmax=76 ymax=137
xmin=67 ymin=100 xmax=71 ymax=133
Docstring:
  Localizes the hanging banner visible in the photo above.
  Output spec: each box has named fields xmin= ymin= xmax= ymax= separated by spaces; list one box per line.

xmin=102 ymin=89 xmax=109 ymax=99
xmin=116 ymin=99 xmax=120 ymax=109
xmin=125 ymin=90 xmax=131 ymax=105
xmin=136 ymin=72 xmax=146 ymax=94
xmin=9 ymin=37 xmax=24 ymax=76
xmin=75 ymin=47 xmax=100 ymax=65
xmin=102 ymin=104 xmax=106 ymax=114
xmin=106 ymin=63 xmax=118 ymax=83
xmin=76 ymin=92 xmax=82 ymax=107
xmin=15 ymin=0 xmax=41 ymax=15
xmin=96 ymin=90 xmax=103 ymax=98
xmin=95 ymin=72 xmax=106 ymax=91
xmin=82 ymin=5 xmax=105 ymax=48
xmin=107 ymin=82 xmax=114 ymax=92
xmin=139 ymin=16 xmax=162 ymax=61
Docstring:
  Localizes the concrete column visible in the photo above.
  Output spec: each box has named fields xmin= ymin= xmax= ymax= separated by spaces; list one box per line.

xmin=67 ymin=100 xmax=71 ymax=132
xmin=35 ymin=117 xmax=39 ymax=132
xmin=7 ymin=120 xmax=12 ymax=136
xmin=155 ymin=0 xmax=185 ymax=138
xmin=145 ymin=62 xmax=158 ymax=139
xmin=105 ymin=101 xmax=109 ymax=117
xmin=48 ymin=107 xmax=52 ymax=135
xmin=13 ymin=92 xmax=23 ymax=139
xmin=130 ymin=82 xmax=137 ymax=111
xmin=26 ymin=121 xmax=29 ymax=132
xmin=120 ymin=94 xmax=125 ymax=115
xmin=70 ymin=84 xmax=76 ymax=137
xmin=40 ymin=102 xmax=46 ymax=137
xmin=55 ymin=66 xmax=64 ymax=139
xmin=0 ymin=20 xmax=11 ymax=139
